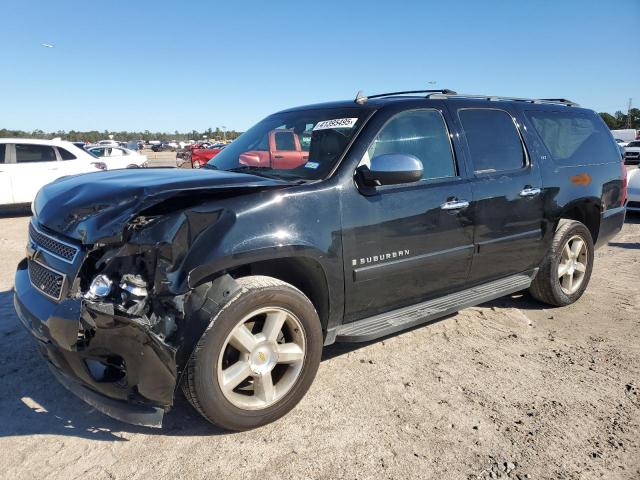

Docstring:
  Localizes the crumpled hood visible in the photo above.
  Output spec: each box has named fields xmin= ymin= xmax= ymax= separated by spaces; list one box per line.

xmin=34 ymin=168 xmax=289 ymax=244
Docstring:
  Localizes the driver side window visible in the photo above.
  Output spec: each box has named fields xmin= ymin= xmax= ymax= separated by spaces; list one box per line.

xmin=361 ymin=109 xmax=457 ymax=180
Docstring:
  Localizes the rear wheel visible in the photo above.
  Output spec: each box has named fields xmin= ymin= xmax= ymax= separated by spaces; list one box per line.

xmin=182 ymin=276 xmax=322 ymax=431
xmin=529 ymin=219 xmax=594 ymax=306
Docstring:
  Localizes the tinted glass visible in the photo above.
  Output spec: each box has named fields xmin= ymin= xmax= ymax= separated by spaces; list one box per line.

xmin=459 ymin=109 xmax=525 ymax=173
xmin=0 ymin=144 xmax=5 ymax=163
xmin=526 ymin=110 xmax=620 ymax=165
xmin=365 ymin=109 xmax=456 ymax=180
xmin=90 ymin=148 xmax=105 ymax=157
xmin=57 ymin=147 xmax=76 ymax=160
xmin=274 ymin=131 xmax=296 ymax=151
xmin=16 ymin=144 xmax=57 ymax=163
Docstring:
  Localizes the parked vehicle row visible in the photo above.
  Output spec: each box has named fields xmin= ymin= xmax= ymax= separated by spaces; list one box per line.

xmin=14 ymin=90 xmax=628 ymax=431
xmin=0 ymin=139 xmax=148 ymax=207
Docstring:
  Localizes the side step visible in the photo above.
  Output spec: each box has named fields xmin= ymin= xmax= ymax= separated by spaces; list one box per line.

xmin=334 ymin=271 xmax=536 ymax=343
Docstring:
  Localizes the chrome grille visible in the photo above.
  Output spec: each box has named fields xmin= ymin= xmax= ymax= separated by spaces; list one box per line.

xmin=28 ymin=260 xmax=66 ymax=301
xmin=29 ymin=223 xmax=79 ymax=263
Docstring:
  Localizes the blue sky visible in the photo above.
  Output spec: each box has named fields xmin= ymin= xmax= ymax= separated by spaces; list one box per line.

xmin=1 ymin=0 xmax=638 ymax=133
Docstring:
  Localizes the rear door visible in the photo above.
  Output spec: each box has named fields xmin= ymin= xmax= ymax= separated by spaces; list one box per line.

xmin=55 ymin=144 xmax=96 ymax=175
xmin=454 ymin=105 xmax=545 ymax=284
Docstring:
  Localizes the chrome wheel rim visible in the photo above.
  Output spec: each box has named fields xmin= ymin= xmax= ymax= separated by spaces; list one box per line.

xmin=217 ymin=307 xmax=306 ymax=410
xmin=558 ymin=235 xmax=588 ymax=295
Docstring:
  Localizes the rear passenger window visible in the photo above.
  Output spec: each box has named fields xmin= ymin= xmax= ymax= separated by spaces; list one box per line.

xmin=57 ymin=147 xmax=76 ymax=160
xmin=525 ymin=110 xmax=620 ymax=165
xmin=0 ymin=144 xmax=5 ymax=163
xmin=459 ymin=109 xmax=525 ymax=174
xmin=364 ymin=109 xmax=456 ymax=180
xmin=15 ymin=144 xmax=57 ymax=163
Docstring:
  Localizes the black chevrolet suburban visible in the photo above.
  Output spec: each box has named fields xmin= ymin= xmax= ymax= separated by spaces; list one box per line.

xmin=14 ymin=89 xmax=627 ymax=430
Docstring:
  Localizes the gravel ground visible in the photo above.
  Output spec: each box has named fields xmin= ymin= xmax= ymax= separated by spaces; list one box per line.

xmin=0 ymin=205 xmax=638 ymax=479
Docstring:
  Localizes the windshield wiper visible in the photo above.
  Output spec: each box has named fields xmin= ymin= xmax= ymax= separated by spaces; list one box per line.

xmin=226 ymin=165 xmax=299 ymax=181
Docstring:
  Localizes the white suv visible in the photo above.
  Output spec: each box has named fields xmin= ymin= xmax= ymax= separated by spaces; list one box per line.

xmin=0 ymin=138 xmax=102 ymax=207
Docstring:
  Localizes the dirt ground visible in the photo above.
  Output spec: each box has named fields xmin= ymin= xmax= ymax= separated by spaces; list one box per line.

xmin=0 ymin=206 xmax=638 ymax=479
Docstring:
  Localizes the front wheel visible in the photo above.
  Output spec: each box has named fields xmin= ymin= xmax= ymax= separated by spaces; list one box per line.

xmin=182 ymin=276 xmax=323 ymax=431
xmin=529 ymin=219 xmax=594 ymax=306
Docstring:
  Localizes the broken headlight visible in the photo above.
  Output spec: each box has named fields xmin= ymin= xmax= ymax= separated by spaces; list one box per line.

xmin=85 ymin=274 xmax=113 ymax=300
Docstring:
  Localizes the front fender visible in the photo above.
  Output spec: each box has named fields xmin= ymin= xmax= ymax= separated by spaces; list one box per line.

xmin=187 ymin=243 xmax=330 ymax=289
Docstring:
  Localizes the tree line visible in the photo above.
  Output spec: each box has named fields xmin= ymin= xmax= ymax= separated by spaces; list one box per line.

xmin=599 ymin=109 xmax=640 ymax=130
xmin=2 ymin=111 xmax=638 ymax=143
xmin=0 ymin=127 xmax=243 ymax=143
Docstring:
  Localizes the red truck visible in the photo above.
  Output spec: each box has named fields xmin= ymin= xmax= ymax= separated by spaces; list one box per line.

xmin=239 ymin=129 xmax=308 ymax=169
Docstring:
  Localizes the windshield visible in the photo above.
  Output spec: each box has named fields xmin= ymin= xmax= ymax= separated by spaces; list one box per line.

xmin=206 ymin=108 xmax=368 ymax=180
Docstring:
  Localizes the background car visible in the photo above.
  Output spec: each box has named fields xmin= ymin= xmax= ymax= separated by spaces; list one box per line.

xmin=96 ymin=139 xmax=120 ymax=147
xmin=151 ymin=142 xmax=172 ymax=152
xmin=0 ymin=138 xmax=102 ymax=207
xmin=623 ymin=140 xmax=640 ymax=164
xmin=627 ymin=167 xmax=640 ymax=212
xmin=86 ymin=145 xmax=148 ymax=169
xmin=190 ymin=143 xmax=226 ymax=168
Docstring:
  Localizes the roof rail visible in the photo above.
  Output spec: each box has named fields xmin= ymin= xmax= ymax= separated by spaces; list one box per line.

xmin=426 ymin=92 xmax=579 ymax=107
xmin=354 ymin=89 xmax=457 ymax=104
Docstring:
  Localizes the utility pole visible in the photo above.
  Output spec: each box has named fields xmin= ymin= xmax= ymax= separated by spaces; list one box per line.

xmin=627 ymin=98 xmax=633 ymax=128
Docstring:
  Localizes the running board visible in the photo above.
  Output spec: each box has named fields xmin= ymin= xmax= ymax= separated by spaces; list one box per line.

xmin=334 ymin=271 xmax=536 ymax=343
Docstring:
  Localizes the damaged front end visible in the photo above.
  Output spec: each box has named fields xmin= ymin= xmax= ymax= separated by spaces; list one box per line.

xmin=14 ymin=169 xmax=281 ymax=427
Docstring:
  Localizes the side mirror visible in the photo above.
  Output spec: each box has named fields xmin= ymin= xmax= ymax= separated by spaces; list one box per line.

xmin=357 ymin=153 xmax=423 ymax=188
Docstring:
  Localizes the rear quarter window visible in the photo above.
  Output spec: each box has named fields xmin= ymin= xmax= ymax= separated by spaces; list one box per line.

xmin=57 ymin=147 xmax=77 ymax=160
xmin=525 ymin=110 xmax=619 ymax=166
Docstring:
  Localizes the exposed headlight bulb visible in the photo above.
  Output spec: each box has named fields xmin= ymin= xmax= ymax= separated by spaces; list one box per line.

xmin=85 ymin=274 xmax=112 ymax=300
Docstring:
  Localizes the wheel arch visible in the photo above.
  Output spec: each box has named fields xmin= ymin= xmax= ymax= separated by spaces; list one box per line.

xmin=189 ymin=255 xmax=332 ymax=338
xmin=556 ymin=198 xmax=601 ymax=243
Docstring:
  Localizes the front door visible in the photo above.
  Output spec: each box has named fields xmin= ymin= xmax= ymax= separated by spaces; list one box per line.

xmin=270 ymin=129 xmax=307 ymax=169
xmin=341 ymin=107 xmax=474 ymax=321
xmin=0 ymin=144 xmax=12 ymax=205
xmin=9 ymin=143 xmax=62 ymax=204
xmin=454 ymin=106 xmax=545 ymax=284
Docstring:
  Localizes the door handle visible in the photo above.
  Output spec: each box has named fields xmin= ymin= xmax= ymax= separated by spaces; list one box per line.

xmin=519 ymin=187 xmax=541 ymax=197
xmin=273 ymin=155 xmax=283 ymax=159
xmin=441 ymin=199 xmax=470 ymax=210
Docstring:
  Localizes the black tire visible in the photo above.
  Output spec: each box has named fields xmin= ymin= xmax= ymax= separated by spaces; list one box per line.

xmin=126 ymin=164 xmax=139 ymax=169
xmin=182 ymin=276 xmax=323 ymax=431
xmin=529 ymin=219 xmax=594 ymax=306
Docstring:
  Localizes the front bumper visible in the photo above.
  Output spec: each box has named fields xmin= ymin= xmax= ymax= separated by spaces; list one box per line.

xmin=14 ymin=259 xmax=176 ymax=427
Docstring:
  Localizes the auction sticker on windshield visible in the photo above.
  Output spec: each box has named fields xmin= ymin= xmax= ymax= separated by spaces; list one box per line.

xmin=313 ymin=118 xmax=358 ymax=131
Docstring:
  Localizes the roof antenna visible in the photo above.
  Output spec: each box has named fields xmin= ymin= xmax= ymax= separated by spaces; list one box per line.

xmin=355 ymin=90 xmax=368 ymax=105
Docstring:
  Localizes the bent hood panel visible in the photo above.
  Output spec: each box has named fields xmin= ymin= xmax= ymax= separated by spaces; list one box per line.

xmin=34 ymin=168 xmax=288 ymax=243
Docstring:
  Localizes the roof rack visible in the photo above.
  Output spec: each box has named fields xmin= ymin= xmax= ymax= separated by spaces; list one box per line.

xmin=354 ymin=89 xmax=457 ymax=104
xmin=426 ymin=92 xmax=579 ymax=107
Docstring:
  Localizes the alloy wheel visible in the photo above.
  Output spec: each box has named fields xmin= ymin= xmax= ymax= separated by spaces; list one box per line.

xmin=216 ymin=307 xmax=306 ymax=410
xmin=558 ymin=234 xmax=588 ymax=295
